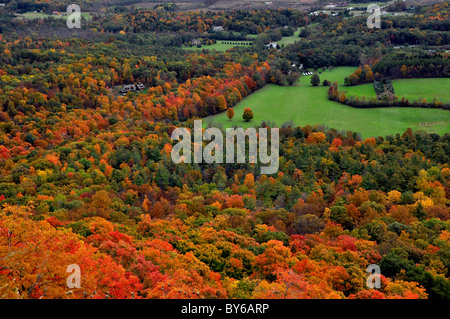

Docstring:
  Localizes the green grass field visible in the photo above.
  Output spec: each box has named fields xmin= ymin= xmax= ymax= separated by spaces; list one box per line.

xmin=15 ymin=12 xmax=50 ymax=19
xmin=15 ymin=12 xmax=92 ymax=21
xmin=184 ymin=40 xmax=252 ymax=52
xmin=205 ymin=67 xmax=450 ymax=138
xmin=392 ymin=78 xmax=450 ymax=104
xmin=277 ymin=28 xmax=302 ymax=46
xmin=341 ymin=83 xmax=377 ymax=99
xmin=184 ymin=29 xmax=301 ymax=52
xmin=344 ymin=78 xmax=450 ymax=104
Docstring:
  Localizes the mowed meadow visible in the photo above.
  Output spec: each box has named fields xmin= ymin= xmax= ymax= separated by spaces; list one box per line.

xmin=344 ymin=78 xmax=450 ymax=104
xmin=205 ymin=67 xmax=450 ymax=138
xmin=184 ymin=40 xmax=253 ymax=52
xmin=185 ymin=29 xmax=302 ymax=52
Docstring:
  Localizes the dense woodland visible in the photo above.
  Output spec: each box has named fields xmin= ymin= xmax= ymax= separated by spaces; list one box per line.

xmin=0 ymin=1 xmax=449 ymax=299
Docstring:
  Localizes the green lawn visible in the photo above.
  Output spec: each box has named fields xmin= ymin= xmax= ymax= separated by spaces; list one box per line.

xmin=184 ymin=41 xmax=252 ymax=52
xmin=393 ymin=78 xmax=450 ymax=104
xmin=205 ymin=67 xmax=450 ymax=138
xmin=184 ymin=29 xmax=302 ymax=52
xmin=344 ymin=78 xmax=450 ymax=104
xmin=342 ymin=83 xmax=377 ymax=99
xmin=277 ymin=28 xmax=302 ymax=46
xmin=15 ymin=12 xmax=50 ymax=19
xmin=15 ymin=12 xmax=92 ymax=21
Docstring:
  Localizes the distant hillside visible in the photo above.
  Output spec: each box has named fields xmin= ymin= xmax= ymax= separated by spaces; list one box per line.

xmin=131 ymin=0 xmax=317 ymax=12
xmin=3 ymin=0 xmax=446 ymax=13
xmin=2 ymin=0 xmax=319 ymax=12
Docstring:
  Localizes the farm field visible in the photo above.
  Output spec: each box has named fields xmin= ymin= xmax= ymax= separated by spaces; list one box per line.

xmin=344 ymin=78 xmax=450 ymax=104
xmin=184 ymin=40 xmax=252 ymax=52
xmin=205 ymin=67 xmax=450 ymax=138
xmin=15 ymin=11 xmax=93 ymax=20
xmin=184 ymin=29 xmax=301 ymax=52
xmin=392 ymin=78 xmax=450 ymax=103
xmin=15 ymin=12 xmax=50 ymax=19
xmin=277 ymin=28 xmax=302 ymax=46
xmin=341 ymin=83 xmax=377 ymax=99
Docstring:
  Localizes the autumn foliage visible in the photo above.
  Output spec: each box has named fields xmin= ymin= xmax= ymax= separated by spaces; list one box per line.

xmin=0 ymin=5 xmax=449 ymax=300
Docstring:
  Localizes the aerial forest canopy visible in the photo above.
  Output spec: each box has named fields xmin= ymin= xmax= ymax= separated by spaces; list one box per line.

xmin=0 ymin=0 xmax=449 ymax=300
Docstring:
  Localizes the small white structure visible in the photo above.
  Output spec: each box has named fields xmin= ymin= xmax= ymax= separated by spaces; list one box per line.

xmin=265 ymin=42 xmax=278 ymax=49
xmin=309 ymin=11 xmax=326 ymax=16
xmin=212 ymin=26 xmax=224 ymax=32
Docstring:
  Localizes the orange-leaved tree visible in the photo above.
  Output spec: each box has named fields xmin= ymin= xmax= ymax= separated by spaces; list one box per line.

xmin=227 ymin=108 xmax=234 ymax=121
xmin=242 ymin=107 xmax=253 ymax=122
xmin=0 ymin=205 xmax=142 ymax=299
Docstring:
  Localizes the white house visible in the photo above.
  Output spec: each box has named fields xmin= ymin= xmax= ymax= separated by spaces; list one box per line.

xmin=265 ymin=42 xmax=278 ymax=49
